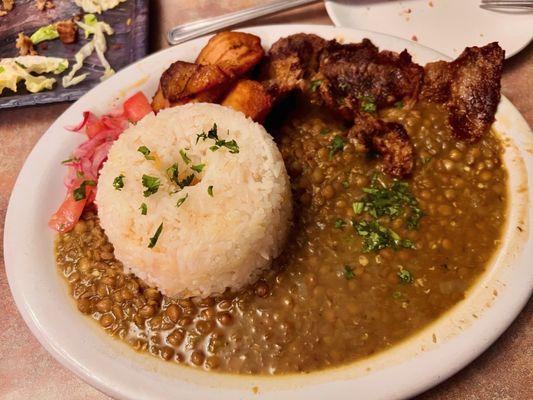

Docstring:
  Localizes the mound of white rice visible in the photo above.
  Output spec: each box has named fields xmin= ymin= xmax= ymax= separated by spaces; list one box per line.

xmin=96 ymin=103 xmax=292 ymax=298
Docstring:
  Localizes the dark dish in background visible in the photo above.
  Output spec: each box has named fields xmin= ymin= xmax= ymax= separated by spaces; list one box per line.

xmin=0 ymin=0 xmax=149 ymax=108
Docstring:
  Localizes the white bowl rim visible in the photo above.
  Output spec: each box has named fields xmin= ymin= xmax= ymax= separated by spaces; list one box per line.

xmin=4 ymin=24 xmax=532 ymax=400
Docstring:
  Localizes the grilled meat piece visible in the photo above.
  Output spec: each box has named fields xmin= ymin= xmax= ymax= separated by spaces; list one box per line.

xmin=261 ymin=33 xmax=326 ymax=99
xmin=318 ymin=39 xmax=423 ymax=118
xmin=196 ymin=31 xmax=264 ymax=77
xmin=221 ymin=79 xmax=273 ymax=123
xmin=348 ymin=113 xmax=414 ymax=178
xmin=151 ymin=61 xmax=229 ymax=113
xmin=56 ymin=20 xmax=77 ymax=44
xmin=421 ymin=43 xmax=504 ymax=142
xmin=261 ymin=34 xmax=418 ymax=178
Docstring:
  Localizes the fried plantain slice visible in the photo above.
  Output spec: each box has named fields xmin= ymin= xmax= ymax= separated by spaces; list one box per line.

xmin=221 ymin=79 xmax=273 ymax=122
xmin=196 ymin=31 xmax=264 ymax=77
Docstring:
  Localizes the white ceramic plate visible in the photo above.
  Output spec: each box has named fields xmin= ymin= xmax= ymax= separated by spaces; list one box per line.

xmin=325 ymin=0 xmax=533 ymax=59
xmin=4 ymin=25 xmax=533 ymax=400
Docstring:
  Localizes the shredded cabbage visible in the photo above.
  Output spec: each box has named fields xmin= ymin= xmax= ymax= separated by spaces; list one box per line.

xmin=74 ymin=0 xmax=126 ymax=14
xmin=62 ymin=14 xmax=115 ymax=88
xmin=0 ymin=56 xmax=68 ymax=94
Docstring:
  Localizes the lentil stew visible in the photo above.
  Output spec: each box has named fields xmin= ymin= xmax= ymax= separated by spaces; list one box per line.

xmin=55 ymin=99 xmax=507 ymax=374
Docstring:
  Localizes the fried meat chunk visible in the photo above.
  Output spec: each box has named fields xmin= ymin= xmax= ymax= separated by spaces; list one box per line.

xmin=1 ymin=0 xmax=13 ymax=15
xmin=221 ymin=79 xmax=273 ymax=123
xmin=56 ymin=20 xmax=77 ymax=44
xmin=318 ymin=39 xmax=423 ymax=118
xmin=348 ymin=113 xmax=414 ymax=178
xmin=421 ymin=43 xmax=504 ymax=142
xmin=261 ymin=33 xmax=326 ymax=98
xmin=196 ymin=31 xmax=264 ymax=77
xmin=151 ymin=61 xmax=229 ymax=112
xmin=16 ymin=32 xmax=37 ymax=56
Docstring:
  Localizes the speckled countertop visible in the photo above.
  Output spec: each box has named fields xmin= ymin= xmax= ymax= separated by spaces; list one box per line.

xmin=1 ymin=1 xmax=532 ymax=399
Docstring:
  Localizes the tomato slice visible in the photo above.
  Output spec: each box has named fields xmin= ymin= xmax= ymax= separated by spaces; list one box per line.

xmin=123 ymin=91 xmax=153 ymax=123
xmin=48 ymin=186 xmax=92 ymax=233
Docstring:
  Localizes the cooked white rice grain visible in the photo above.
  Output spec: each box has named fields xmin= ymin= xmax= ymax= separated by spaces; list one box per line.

xmin=96 ymin=103 xmax=292 ymax=298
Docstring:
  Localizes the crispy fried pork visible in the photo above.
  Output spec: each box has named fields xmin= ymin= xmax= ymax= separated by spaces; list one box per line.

xmin=348 ymin=113 xmax=414 ymax=178
xmin=261 ymin=33 xmax=326 ymax=99
xmin=421 ymin=43 xmax=504 ymax=142
xmin=221 ymin=79 xmax=272 ymax=123
xmin=261 ymin=33 xmax=419 ymax=177
xmin=196 ymin=31 xmax=264 ymax=77
xmin=318 ymin=39 xmax=423 ymax=117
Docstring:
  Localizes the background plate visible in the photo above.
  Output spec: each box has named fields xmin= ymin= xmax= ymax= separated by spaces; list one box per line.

xmin=325 ymin=0 xmax=533 ymax=59
xmin=0 ymin=0 xmax=149 ymax=109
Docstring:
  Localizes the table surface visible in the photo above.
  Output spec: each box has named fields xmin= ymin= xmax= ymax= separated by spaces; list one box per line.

xmin=1 ymin=1 xmax=532 ymax=399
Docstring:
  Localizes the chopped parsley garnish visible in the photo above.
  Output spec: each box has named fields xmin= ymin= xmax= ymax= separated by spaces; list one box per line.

xmin=0 ymin=66 xmax=5 ymax=74
xmin=329 ymin=135 xmax=345 ymax=160
xmin=394 ymin=100 xmax=404 ymax=109
xmin=148 ymin=222 xmax=163 ymax=248
xmin=352 ymin=201 xmax=364 ymax=214
xmin=334 ymin=218 xmax=346 ymax=229
xmin=142 ymin=174 xmax=160 ymax=197
xmin=207 ymin=185 xmax=214 ymax=197
xmin=421 ymin=156 xmax=433 ymax=165
xmin=113 ymin=174 xmax=125 ymax=191
xmin=196 ymin=123 xmax=219 ymax=143
xmin=342 ymin=181 xmax=350 ymax=189
xmin=176 ymin=193 xmax=188 ymax=208
xmin=319 ymin=127 xmax=331 ymax=136
xmin=137 ymin=146 xmax=155 ymax=160
xmin=209 ymin=139 xmax=239 ymax=153
xmin=72 ymin=180 xmax=96 ymax=201
xmin=166 ymin=163 xmax=179 ymax=183
xmin=359 ymin=96 xmax=377 ymax=113
xmin=353 ymin=180 xmax=423 ymax=230
xmin=177 ymin=174 xmax=194 ymax=189
xmin=309 ymin=79 xmax=322 ymax=92
xmin=179 ymin=149 xmax=191 ymax=164
xmin=353 ymin=219 xmax=414 ymax=253
xmin=344 ymin=265 xmax=355 ymax=280
xmin=197 ymin=123 xmax=240 ymax=154
xmin=76 ymin=171 xmax=84 ymax=178
xmin=191 ymin=163 xmax=205 ymax=173
xmin=140 ymin=203 xmax=147 ymax=215
xmin=397 ymin=269 xmax=414 ymax=284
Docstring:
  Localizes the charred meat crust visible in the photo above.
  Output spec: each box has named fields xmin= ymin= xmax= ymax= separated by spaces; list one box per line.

xmin=261 ymin=33 xmax=326 ymax=98
xmin=421 ymin=43 xmax=504 ymax=142
xmin=318 ymin=39 xmax=423 ymax=116
xmin=348 ymin=113 xmax=414 ymax=178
